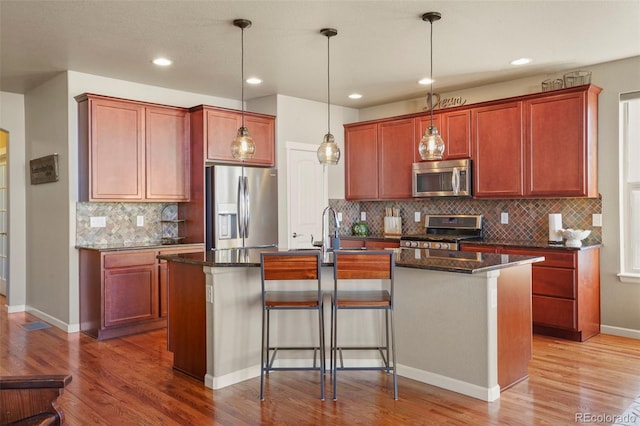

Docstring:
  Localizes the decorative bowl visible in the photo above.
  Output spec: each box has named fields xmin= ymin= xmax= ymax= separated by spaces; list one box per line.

xmin=351 ymin=221 xmax=369 ymax=237
xmin=560 ymin=229 xmax=591 ymax=247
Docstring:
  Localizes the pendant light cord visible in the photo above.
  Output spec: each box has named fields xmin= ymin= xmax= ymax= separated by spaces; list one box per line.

xmin=241 ymin=26 xmax=245 ymax=128
xmin=429 ymin=18 xmax=434 ymax=127
xmin=327 ymin=34 xmax=331 ymax=135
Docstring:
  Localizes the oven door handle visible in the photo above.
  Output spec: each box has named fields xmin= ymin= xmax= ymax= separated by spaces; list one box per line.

xmin=452 ymin=167 xmax=460 ymax=195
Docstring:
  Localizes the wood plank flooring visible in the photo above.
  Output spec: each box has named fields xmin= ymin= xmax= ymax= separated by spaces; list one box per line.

xmin=2 ymin=295 xmax=640 ymax=425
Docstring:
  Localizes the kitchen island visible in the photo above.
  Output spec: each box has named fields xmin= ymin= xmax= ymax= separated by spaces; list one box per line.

xmin=158 ymin=248 xmax=543 ymax=402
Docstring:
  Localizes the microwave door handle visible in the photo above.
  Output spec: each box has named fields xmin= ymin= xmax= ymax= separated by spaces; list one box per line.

xmin=452 ymin=167 xmax=460 ymax=195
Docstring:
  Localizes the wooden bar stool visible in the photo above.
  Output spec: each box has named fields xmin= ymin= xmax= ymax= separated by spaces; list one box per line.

xmin=331 ymin=250 xmax=397 ymax=400
xmin=260 ymin=251 xmax=325 ymax=400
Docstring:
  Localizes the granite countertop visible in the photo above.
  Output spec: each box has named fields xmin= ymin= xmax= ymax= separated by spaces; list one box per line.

xmin=461 ymin=239 xmax=602 ymax=251
xmin=76 ymin=241 xmax=205 ymax=252
xmin=158 ymin=247 xmax=544 ymax=275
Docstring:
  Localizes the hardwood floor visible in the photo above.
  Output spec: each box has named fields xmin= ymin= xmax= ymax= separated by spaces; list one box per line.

xmin=2 ymin=295 xmax=640 ymax=425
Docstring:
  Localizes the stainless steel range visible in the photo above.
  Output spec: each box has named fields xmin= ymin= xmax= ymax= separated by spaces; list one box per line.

xmin=400 ymin=214 xmax=483 ymax=250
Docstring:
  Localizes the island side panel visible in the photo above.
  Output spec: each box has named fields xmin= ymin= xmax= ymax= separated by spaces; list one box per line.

xmin=167 ymin=261 xmax=206 ymax=380
xmin=497 ymin=262 xmax=532 ymax=390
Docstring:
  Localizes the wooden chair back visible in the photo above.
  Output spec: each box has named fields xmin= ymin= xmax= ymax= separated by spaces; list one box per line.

xmin=0 ymin=374 xmax=72 ymax=425
xmin=261 ymin=252 xmax=321 ymax=281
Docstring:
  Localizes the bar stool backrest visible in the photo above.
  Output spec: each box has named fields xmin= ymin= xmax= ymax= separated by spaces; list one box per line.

xmin=261 ymin=252 xmax=321 ymax=281
xmin=333 ymin=251 xmax=394 ymax=280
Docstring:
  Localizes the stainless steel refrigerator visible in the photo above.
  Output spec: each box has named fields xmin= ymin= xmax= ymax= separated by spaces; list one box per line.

xmin=205 ymin=165 xmax=278 ymax=250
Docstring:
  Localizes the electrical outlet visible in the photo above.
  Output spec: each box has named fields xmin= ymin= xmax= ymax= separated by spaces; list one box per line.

xmin=414 ymin=211 xmax=421 ymax=222
xmin=501 ymin=212 xmax=509 ymax=224
xmin=90 ymin=216 xmax=106 ymax=228
xmin=360 ymin=211 xmax=367 ymax=221
xmin=592 ymin=213 xmax=602 ymax=227
xmin=136 ymin=215 xmax=144 ymax=227
xmin=337 ymin=212 xmax=343 ymax=222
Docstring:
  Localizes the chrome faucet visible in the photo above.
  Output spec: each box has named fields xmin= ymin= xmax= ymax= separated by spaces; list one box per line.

xmin=321 ymin=206 xmax=340 ymax=254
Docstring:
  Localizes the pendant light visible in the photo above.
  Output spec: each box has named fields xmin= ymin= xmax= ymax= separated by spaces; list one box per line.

xmin=418 ymin=12 xmax=445 ymax=161
xmin=231 ymin=19 xmax=256 ymax=161
xmin=317 ymin=28 xmax=341 ymax=165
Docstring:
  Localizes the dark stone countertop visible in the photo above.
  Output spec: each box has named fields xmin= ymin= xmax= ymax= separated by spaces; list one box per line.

xmin=157 ymin=247 xmax=544 ymax=275
xmin=460 ymin=239 xmax=601 ymax=251
xmin=76 ymin=241 xmax=205 ymax=252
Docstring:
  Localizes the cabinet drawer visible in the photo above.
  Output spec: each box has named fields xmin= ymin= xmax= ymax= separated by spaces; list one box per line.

xmin=340 ymin=239 xmax=366 ymax=249
xmin=158 ymin=246 xmax=204 ymax=263
xmin=460 ymin=243 xmax=499 ymax=253
xmin=104 ymin=251 xmax=157 ymax=269
xmin=501 ymin=247 xmax=575 ymax=268
xmin=532 ymin=266 xmax=575 ymax=298
xmin=532 ymin=295 xmax=576 ymax=329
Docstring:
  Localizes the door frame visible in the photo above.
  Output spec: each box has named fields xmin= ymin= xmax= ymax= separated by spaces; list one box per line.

xmin=285 ymin=141 xmax=328 ymax=249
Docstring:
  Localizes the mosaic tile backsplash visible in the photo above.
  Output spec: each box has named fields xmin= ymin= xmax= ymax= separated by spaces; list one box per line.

xmin=330 ymin=197 xmax=602 ymax=243
xmin=76 ymin=202 xmax=179 ymax=245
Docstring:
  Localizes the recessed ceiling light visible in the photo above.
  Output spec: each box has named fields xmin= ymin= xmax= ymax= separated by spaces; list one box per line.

xmin=510 ymin=58 xmax=532 ymax=66
xmin=152 ymin=57 xmax=172 ymax=66
xmin=348 ymin=93 xmax=362 ymax=99
xmin=246 ymin=77 xmax=262 ymax=85
xmin=418 ymin=77 xmax=434 ymax=85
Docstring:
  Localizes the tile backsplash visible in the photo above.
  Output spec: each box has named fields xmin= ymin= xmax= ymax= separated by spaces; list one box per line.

xmin=330 ymin=197 xmax=602 ymax=243
xmin=76 ymin=202 xmax=178 ymax=245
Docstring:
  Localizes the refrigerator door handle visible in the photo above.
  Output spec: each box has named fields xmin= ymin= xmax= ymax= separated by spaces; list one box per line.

xmin=243 ymin=176 xmax=250 ymax=238
xmin=237 ymin=176 xmax=245 ymax=238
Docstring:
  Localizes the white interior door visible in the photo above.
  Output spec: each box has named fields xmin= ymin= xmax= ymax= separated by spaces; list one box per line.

xmin=0 ymin=130 xmax=8 ymax=296
xmin=287 ymin=142 xmax=327 ymax=249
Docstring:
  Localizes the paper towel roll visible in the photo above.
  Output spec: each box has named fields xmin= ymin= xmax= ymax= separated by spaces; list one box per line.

xmin=548 ymin=213 xmax=563 ymax=242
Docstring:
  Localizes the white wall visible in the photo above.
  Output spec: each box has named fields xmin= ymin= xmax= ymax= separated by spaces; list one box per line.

xmin=0 ymin=91 xmax=27 ymax=311
xmin=360 ymin=56 xmax=640 ymax=337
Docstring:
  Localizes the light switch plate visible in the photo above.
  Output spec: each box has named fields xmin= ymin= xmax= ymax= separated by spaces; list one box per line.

xmin=136 ymin=215 xmax=144 ymax=227
xmin=360 ymin=211 xmax=366 ymax=221
xmin=90 ymin=216 xmax=106 ymax=228
xmin=501 ymin=212 xmax=509 ymax=224
xmin=414 ymin=212 xmax=421 ymax=222
xmin=592 ymin=213 xmax=602 ymax=227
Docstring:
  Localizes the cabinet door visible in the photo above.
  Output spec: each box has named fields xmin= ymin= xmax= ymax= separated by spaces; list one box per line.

xmin=146 ymin=107 xmax=190 ymax=201
xmin=525 ymin=92 xmax=588 ymax=196
xmin=244 ymin=113 xmax=275 ymax=166
xmin=414 ymin=114 xmax=442 ymax=162
xmin=472 ymin=102 xmax=524 ymax=198
xmin=205 ymin=108 xmax=240 ymax=162
xmin=345 ymin=123 xmax=379 ymax=200
xmin=442 ymin=109 xmax=471 ymax=159
xmin=104 ymin=265 xmax=158 ymax=328
xmin=378 ymin=118 xmax=414 ymax=199
xmin=89 ymin=98 xmax=145 ymax=200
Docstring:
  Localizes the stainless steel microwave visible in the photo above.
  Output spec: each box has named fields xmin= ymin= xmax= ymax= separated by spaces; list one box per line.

xmin=412 ymin=159 xmax=472 ymax=197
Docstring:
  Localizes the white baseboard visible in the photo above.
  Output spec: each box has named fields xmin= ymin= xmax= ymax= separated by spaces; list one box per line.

xmin=6 ymin=304 xmax=26 ymax=313
xmin=397 ymin=364 xmax=501 ymax=402
xmin=207 ymin=365 xmax=261 ymax=390
xmin=601 ymin=325 xmax=640 ymax=340
xmin=25 ymin=306 xmax=80 ymax=333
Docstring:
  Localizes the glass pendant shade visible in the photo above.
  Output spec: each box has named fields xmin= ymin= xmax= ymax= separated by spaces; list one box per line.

xmin=317 ymin=132 xmax=341 ymax=165
xmin=418 ymin=125 xmax=445 ymax=160
xmin=231 ymin=126 xmax=255 ymax=160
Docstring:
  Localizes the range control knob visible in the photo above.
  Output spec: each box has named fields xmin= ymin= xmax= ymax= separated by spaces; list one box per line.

xmin=411 ymin=241 xmax=419 ymax=247
xmin=440 ymin=243 xmax=449 ymax=250
xmin=433 ymin=243 xmax=441 ymax=249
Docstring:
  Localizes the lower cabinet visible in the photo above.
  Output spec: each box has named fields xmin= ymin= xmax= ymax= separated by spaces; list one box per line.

xmin=460 ymin=243 xmax=600 ymax=342
xmin=79 ymin=245 xmax=203 ymax=340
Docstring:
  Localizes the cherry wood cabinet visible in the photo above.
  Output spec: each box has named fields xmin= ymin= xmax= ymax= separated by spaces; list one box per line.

xmin=524 ymin=86 xmax=601 ymax=197
xmin=339 ymin=238 xmax=400 ymax=249
xmin=76 ymin=93 xmax=190 ymax=202
xmin=472 ymin=101 xmax=524 ymax=197
xmin=344 ymin=123 xmax=379 ymax=199
xmin=79 ymin=244 xmax=203 ymax=340
xmin=344 ymin=118 xmax=414 ymax=200
xmin=415 ymin=110 xmax=471 ymax=160
xmin=191 ymin=105 xmax=275 ymax=166
xmin=461 ymin=243 xmax=600 ymax=341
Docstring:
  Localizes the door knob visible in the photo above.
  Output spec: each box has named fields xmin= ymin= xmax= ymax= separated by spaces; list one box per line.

xmin=292 ymin=232 xmax=304 ymax=238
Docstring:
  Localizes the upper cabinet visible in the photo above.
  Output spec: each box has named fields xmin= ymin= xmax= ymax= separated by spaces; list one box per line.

xmin=472 ymin=101 xmax=525 ymax=198
xmin=524 ymin=86 xmax=601 ymax=197
xmin=191 ymin=105 xmax=275 ymax=167
xmin=77 ymin=94 xmax=190 ymax=202
xmin=415 ymin=110 xmax=471 ymax=161
xmin=344 ymin=118 xmax=414 ymax=200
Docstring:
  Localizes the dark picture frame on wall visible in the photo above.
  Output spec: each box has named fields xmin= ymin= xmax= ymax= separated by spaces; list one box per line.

xmin=30 ymin=154 xmax=59 ymax=185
